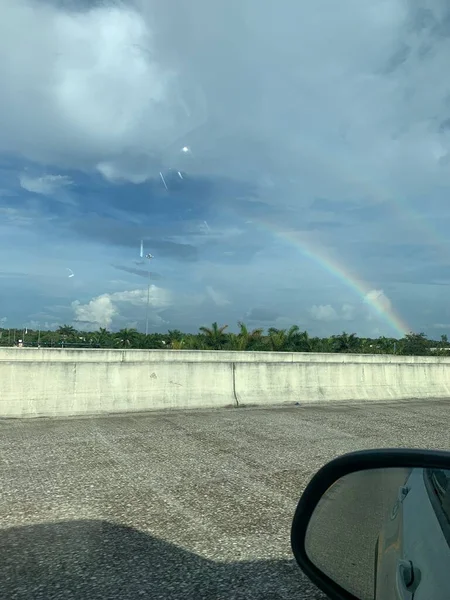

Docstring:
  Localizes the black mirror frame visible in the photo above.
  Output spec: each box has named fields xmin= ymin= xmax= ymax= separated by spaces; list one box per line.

xmin=291 ymin=448 xmax=450 ymax=600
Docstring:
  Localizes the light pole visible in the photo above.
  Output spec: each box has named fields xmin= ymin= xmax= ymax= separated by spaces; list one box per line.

xmin=145 ymin=281 xmax=150 ymax=335
xmin=144 ymin=253 xmax=154 ymax=336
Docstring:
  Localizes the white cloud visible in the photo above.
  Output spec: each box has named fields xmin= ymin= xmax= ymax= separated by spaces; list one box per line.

xmin=0 ymin=1 xmax=192 ymax=177
xmin=364 ymin=289 xmax=392 ymax=320
xmin=111 ymin=286 xmax=172 ymax=308
xmin=310 ymin=304 xmax=338 ymax=322
xmin=363 ymin=289 xmax=404 ymax=331
xmin=19 ymin=173 xmax=73 ymax=196
xmin=2 ymin=0 xmax=450 ymax=204
xmin=72 ymin=294 xmax=117 ymax=328
xmin=71 ymin=285 xmax=172 ymax=329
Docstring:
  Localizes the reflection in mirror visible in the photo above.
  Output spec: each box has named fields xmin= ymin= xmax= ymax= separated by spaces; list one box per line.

xmin=305 ymin=467 xmax=450 ymax=600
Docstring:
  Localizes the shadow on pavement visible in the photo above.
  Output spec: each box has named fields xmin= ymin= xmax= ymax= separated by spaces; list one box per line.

xmin=0 ymin=520 xmax=324 ymax=599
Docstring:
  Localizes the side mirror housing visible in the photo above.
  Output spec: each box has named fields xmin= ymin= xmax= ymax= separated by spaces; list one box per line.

xmin=291 ymin=449 xmax=450 ymax=600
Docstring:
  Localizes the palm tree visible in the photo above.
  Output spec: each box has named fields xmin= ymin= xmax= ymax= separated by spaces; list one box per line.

xmin=57 ymin=324 xmax=77 ymax=338
xmin=400 ymin=333 xmax=430 ymax=356
xmin=198 ymin=322 xmax=228 ymax=350
xmin=171 ymin=339 xmax=185 ymax=350
xmin=285 ymin=325 xmax=301 ymax=350
xmin=114 ymin=328 xmax=138 ymax=348
xmin=296 ymin=329 xmax=313 ymax=352
xmin=192 ymin=335 xmax=209 ymax=350
xmin=138 ymin=333 xmax=167 ymax=349
xmin=309 ymin=336 xmax=326 ymax=352
xmin=373 ymin=336 xmax=394 ymax=354
xmin=56 ymin=324 xmax=77 ymax=346
xmin=267 ymin=328 xmax=287 ymax=351
xmin=94 ymin=327 xmax=111 ymax=347
xmin=331 ymin=332 xmax=360 ymax=353
xmin=358 ymin=337 xmax=373 ymax=354
xmin=436 ymin=334 xmax=450 ymax=356
xmin=168 ymin=329 xmax=184 ymax=342
xmin=227 ymin=322 xmax=263 ymax=351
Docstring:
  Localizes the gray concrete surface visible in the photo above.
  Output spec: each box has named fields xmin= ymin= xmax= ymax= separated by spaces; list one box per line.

xmin=0 ymin=399 xmax=449 ymax=599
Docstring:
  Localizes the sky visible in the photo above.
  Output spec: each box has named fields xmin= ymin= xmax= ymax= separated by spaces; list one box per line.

xmin=1 ymin=0 xmax=450 ymax=337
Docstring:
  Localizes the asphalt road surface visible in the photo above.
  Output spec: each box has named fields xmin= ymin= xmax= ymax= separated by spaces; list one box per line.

xmin=0 ymin=399 xmax=449 ymax=599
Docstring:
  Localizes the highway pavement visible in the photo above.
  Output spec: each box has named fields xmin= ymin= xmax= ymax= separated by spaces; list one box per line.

xmin=0 ymin=399 xmax=449 ymax=599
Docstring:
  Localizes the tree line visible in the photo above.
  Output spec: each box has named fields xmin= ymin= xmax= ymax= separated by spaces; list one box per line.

xmin=0 ymin=322 xmax=448 ymax=356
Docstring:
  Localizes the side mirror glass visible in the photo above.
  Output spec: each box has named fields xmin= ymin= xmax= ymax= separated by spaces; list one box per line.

xmin=291 ymin=451 xmax=450 ymax=600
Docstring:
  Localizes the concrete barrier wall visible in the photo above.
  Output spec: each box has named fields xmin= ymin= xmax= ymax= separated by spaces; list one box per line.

xmin=234 ymin=361 xmax=450 ymax=405
xmin=3 ymin=347 xmax=450 ymax=364
xmin=0 ymin=347 xmax=297 ymax=363
xmin=1 ymin=360 xmax=236 ymax=417
xmin=1 ymin=349 xmax=449 ymax=417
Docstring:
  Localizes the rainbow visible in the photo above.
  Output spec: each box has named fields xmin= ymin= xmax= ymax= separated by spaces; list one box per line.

xmin=255 ymin=220 xmax=410 ymax=337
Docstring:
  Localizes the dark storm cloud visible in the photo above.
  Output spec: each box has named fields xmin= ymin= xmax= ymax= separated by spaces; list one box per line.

xmin=71 ymin=216 xmax=198 ymax=261
xmin=147 ymin=240 xmax=198 ymax=262
xmin=111 ymin=265 xmax=163 ymax=279
xmin=71 ymin=168 xmax=264 ymax=224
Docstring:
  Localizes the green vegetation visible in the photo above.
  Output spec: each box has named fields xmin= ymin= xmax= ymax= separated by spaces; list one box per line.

xmin=1 ymin=323 xmax=449 ymax=356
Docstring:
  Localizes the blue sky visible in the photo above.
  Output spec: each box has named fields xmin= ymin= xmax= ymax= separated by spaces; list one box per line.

xmin=1 ymin=0 xmax=450 ymax=337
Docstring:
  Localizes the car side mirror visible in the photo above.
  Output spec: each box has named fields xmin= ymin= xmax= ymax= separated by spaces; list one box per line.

xmin=290 ymin=449 xmax=450 ymax=600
